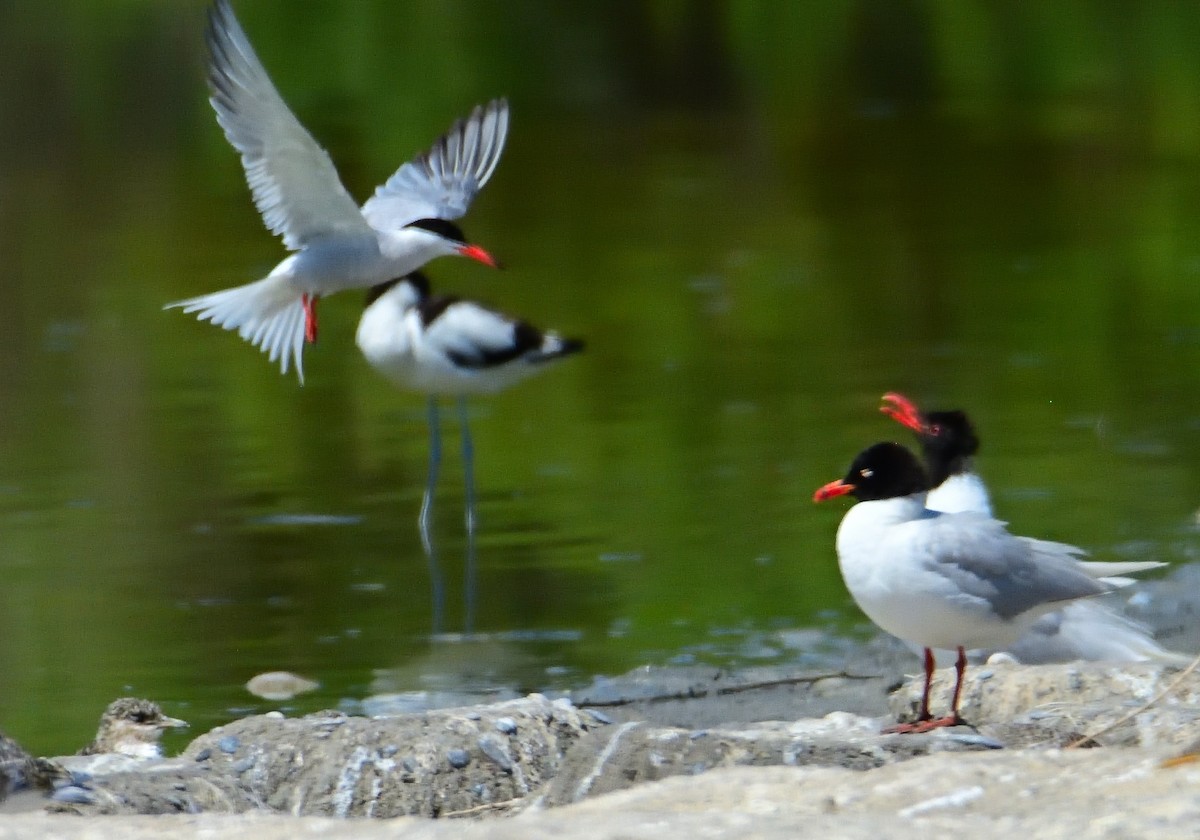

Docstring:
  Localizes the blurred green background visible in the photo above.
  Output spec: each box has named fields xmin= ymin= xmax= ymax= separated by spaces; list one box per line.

xmin=0 ymin=1 xmax=1198 ymax=754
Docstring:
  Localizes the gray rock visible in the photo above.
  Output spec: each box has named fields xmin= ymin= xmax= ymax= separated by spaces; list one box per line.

xmin=536 ymin=711 xmax=1001 ymax=807
xmin=888 ymin=660 xmax=1200 ymax=748
xmin=26 ymin=660 xmax=1200 ymax=835
xmin=52 ymin=693 xmax=594 ymax=819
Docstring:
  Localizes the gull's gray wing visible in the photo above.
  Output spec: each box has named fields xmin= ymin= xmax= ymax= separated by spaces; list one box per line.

xmin=206 ymin=0 xmax=372 ymax=250
xmin=893 ymin=513 xmax=1108 ymax=620
xmin=361 ymin=99 xmax=509 ymax=231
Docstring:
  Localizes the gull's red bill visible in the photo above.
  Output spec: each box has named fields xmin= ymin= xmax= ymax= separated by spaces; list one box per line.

xmin=813 ymin=479 xmax=855 ymax=503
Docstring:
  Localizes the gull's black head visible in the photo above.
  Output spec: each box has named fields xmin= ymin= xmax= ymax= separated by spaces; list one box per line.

xmin=918 ymin=410 xmax=980 ymax=486
xmin=880 ymin=393 xmax=981 ymax=487
xmin=814 ymin=442 xmax=928 ymax=503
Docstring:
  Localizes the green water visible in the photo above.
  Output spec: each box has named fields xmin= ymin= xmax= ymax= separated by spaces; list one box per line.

xmin=1 ymin=2 xmax=1198 ymax=755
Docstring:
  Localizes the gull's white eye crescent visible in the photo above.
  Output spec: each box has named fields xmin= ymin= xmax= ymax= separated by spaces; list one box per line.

xmin=859 ymin=468 xmax=874 ymax=478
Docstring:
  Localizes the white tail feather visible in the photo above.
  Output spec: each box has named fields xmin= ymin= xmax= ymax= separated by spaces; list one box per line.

xmin=165 ymin=277 xmax=307 ymax=383
xmin=1078 ymin=560 xmax=1167 ymax=579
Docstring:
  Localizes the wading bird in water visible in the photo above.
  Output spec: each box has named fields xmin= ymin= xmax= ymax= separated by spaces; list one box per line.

xmin=167 ymin=0 xmax=507 ymax=383
xmin=356 ymin=272 xmax=583 ymax=541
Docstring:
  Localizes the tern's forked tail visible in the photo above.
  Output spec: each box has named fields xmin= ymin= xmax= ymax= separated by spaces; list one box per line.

xmin=164 ymin=276 xmax=308 ymax=383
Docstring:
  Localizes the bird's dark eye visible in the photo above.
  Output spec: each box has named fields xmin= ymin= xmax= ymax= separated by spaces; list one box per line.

xmin=132 ymin=712 xmax=151 ymax=724
xmin=929 ymin=424 xmax=944 ymax=436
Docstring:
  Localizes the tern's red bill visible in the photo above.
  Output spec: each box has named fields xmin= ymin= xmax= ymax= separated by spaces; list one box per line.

xmin=458 ymin=244 xmax=501 ymax=269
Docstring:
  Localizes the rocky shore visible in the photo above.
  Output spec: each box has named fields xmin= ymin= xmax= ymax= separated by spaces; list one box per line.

xmin=3 ymin=649 xmax=1200 ymax=838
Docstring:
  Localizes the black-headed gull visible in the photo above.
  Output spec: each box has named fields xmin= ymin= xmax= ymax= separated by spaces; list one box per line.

xmin=881 ymin=391 xmax=1185 ymax=665
xmin=814 ymin=441 xmax=1165 ymax=733
xmin=356 ymin=272 xmax=583 ymax=539
xmin=167 ymin=0 xmax=507 ymax=383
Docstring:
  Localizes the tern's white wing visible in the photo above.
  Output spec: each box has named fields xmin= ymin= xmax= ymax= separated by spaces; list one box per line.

xmin=361 ymin=99 xmax=509 ymax=231
xmin=207 ymin=0 xmax=371 ymax=250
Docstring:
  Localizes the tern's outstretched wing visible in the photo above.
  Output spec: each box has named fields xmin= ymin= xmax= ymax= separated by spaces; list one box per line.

xmin=361 ymin=99 xmax=509 ymax=231
xmin=206 ymin=0 xmax=372 ymax=250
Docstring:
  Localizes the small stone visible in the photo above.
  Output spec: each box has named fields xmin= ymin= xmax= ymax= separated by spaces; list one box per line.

xmin=51 ymin=786 xmax=96 ymax=805
xmin=193 ymin=748 xmax=212 ymax=762
xmin=232 ymin=758 xmax=255 ymax=773
xmin=218 ymin=736 xmax=240 ymax=754
xmin=940 ymin=732 xmax=1005 ymax=749
xmin=447 ymin=748 xmax=471 ymax=769
xmin=466 ymin=712 xmax=482 ymax=721
xmin=245 ymin=671 xmax=320 ymax=701
xmin=380 ymin=744 xmax=399 ymax=757
xmin=478 ymin=736 xmax=513 ymax=773
xmin=402 ymin=756 xmax=418 ymax=773
xmin=494 ymin=717 xmax=518 ymax=735
xmin=585 ymin=709 xmax=613 ymax=725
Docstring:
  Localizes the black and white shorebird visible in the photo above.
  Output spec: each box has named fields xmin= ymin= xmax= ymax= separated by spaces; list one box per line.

xmin=814 ymin=442 xmax=1165 ymax=733
xmin=880 ymin=391 xmax=1185 ymax=665
xmin=356 ymin=272 xmax=584 ymax=537
xmin=167 ymin=0 xmax=507 ymax=383
xmin=76 ymin=698 xmax=188 ymax=759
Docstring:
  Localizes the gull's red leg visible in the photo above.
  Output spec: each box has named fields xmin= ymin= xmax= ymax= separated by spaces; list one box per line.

xmin=947 ymin=645 xmax=968 ymax=725
xmin=884 ymin=646 xmax=970 ymax=734
xmin=883 ymin=647 xmax=937 ymax=734
xmin=919 ymin=646 xmax=935 ymax=720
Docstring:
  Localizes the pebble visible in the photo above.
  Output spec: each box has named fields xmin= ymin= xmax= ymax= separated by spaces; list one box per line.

xmin=193 ymin=748 xmax=212 ymax=762
xmin=402 ymin=756 xmax=418 ymax=773
xmin=478 ymin=736 xmax=513 ymax=773
xmin=494 ymin=717 xmax=518 ymax=735
xmin=51 ymin=786 xmax=96 ymax=805
xmin=218 ymin=736 xmax=240 ymax=754
xmin=232 ymin=758 xmax=255 ymax=773
xmin=447 ymin=749 xmax=471 ymax=769
xmin=940 ymin=732 xmax=1005 ymax=749
xmin=466 ymin=712 xmax=482 ymax=721
xmin=585 ymin=709 xmax=614 ymax=725
xmin=380 ymin=744 xmax=399 ymax=757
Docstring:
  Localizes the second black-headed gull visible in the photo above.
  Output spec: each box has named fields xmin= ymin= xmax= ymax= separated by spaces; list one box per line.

xmin=167 ymin=0 xmax=507 ymax=383
xmin=356 ymin=272 xmax=583 ymax=539
xmin=813 ymin=441 xmax=1165 ymax=733
xmin=881 ymin=391 xmax=1185 ymax=665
